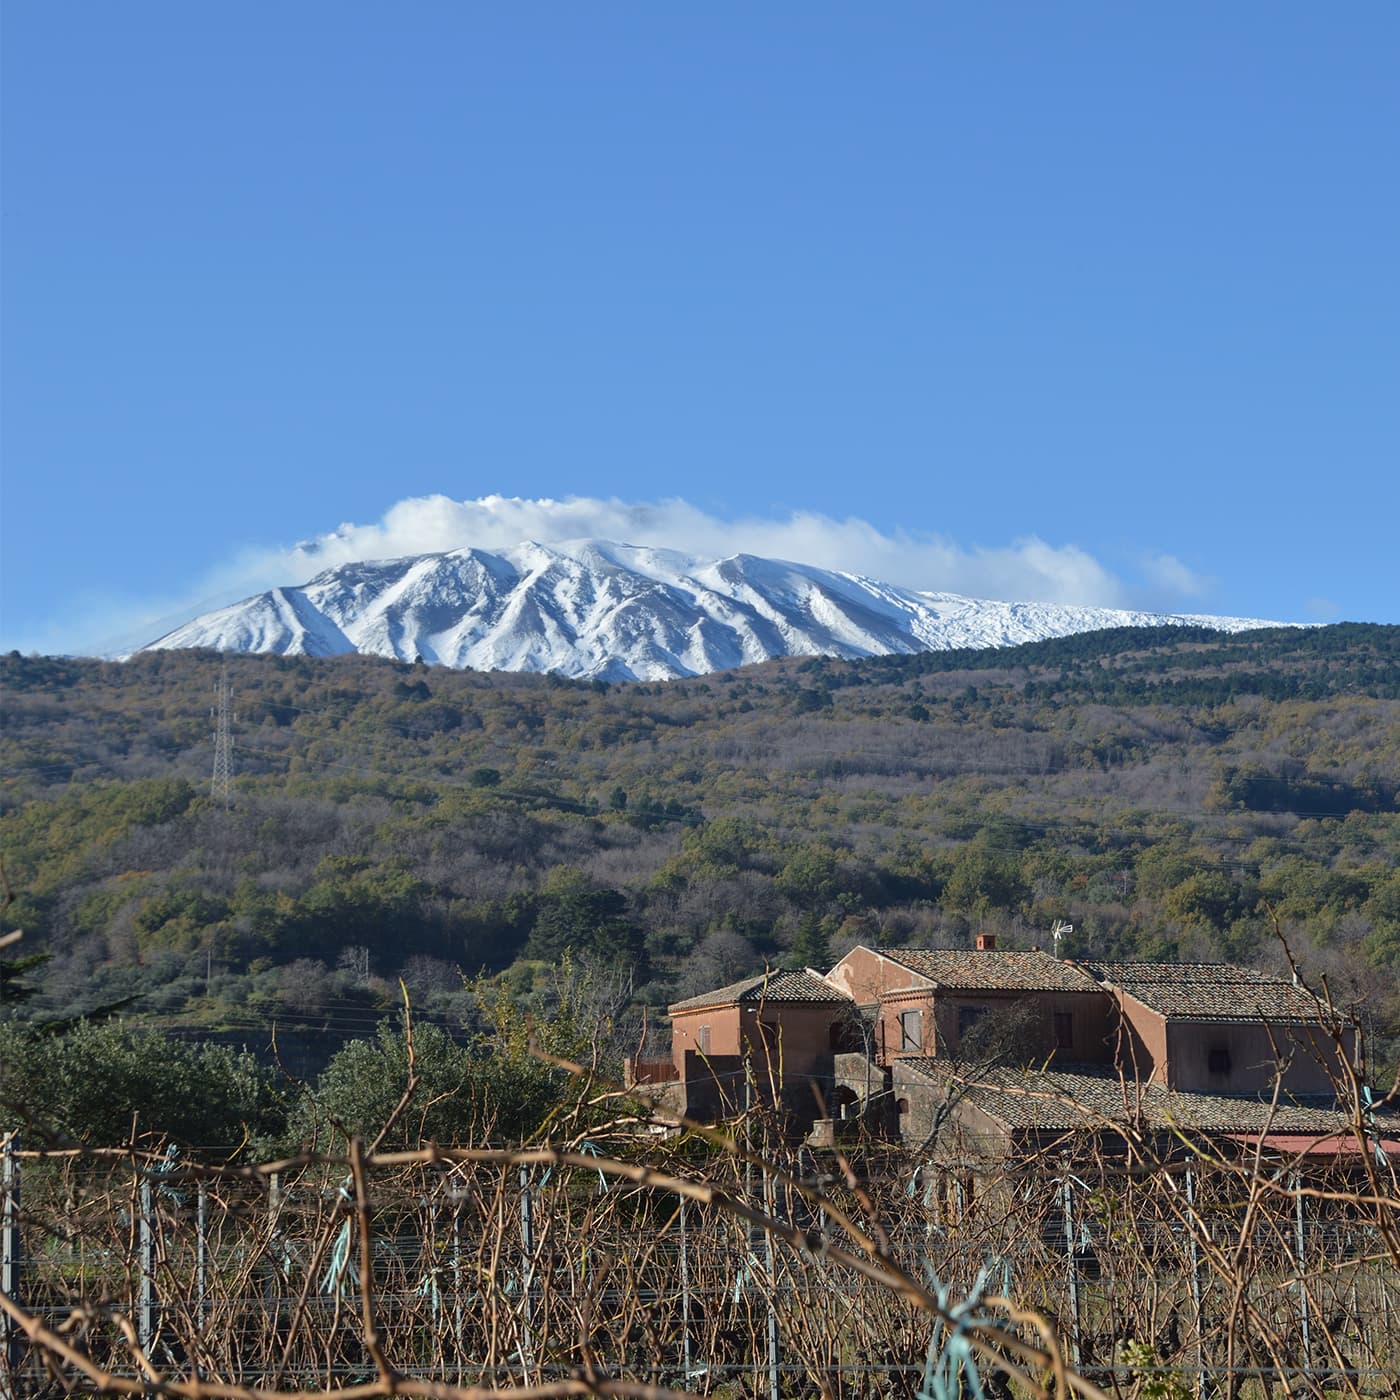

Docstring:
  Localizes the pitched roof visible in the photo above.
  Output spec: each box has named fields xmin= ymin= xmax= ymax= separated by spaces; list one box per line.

xmin=875 ymin=948 xmax=1098 ymax=994
xmin=1080 ymin=961 xmax=1327 ymax=1023
xmin=898 ymin=1058 xmax=1156 ymax=1132
xmin=896 ymin=1057 xmax=1382 ymax=1137
xmin=669 ymin=969 xmax=851 ymax=1013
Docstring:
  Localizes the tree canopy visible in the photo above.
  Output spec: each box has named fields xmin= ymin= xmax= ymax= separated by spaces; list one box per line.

xmin=2 ymin=626 xmax=1398 ymax=1075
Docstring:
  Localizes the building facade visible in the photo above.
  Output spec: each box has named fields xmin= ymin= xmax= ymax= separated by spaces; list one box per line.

xmin=635 ymin=939 xmax=1367 ymax=1154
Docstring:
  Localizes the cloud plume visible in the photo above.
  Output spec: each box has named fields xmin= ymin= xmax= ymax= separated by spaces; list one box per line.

xmin=284 ymin=494 xmax=1129 ymax=608
xmin=1141 ymin=551 xmax=1210 ymax=600
xmin=37 ymin=494 xmax=1214 ymax=656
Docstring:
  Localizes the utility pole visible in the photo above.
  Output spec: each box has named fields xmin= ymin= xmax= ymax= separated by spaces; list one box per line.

xmin=211 ymin=668 xmax=234 ymax=808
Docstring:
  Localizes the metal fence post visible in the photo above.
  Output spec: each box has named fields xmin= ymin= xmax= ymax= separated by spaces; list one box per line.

xmin=763 ymin=1167 xmax=779 ymax=1400
xmin=452 ymin=1192 xmax=464 ymax=1370
xmin=679 ymin=1198 xmax=693 ymax=1381
xmin=1061 ymin=1170 xmax=1081 ymax=1368
xmin=518 ymin=1165 xmax=535 ymax=1373
xmin=138 ymin=1178 xmax=157 ymax=1356
xmin=2 ymin=1132 xmax=21 ymax=1400
xmin=264 ymin=1170 xmax=282 ymax=1323
xmin=192 ymin=1180 xmax=208 ymax=1383
xmin=196 ymin=1182 xmax=208 ymax=1329
xmin=1293 ymin=1173 xmax=1310 ymax=1365
xmin=1184 ymin=1165 xmax=1206 ymax=1400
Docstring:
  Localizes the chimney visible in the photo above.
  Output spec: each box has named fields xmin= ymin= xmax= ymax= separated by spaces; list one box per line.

xmin=976 ymin=933 xmax=997 ymax=952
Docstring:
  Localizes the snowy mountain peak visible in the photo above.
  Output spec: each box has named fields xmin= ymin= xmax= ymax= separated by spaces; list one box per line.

xmin=143 ymin=540 xmax=1289 ymax=680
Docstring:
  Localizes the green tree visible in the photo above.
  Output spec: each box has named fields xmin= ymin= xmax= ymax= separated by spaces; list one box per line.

xmin=0 ymin=1021 xmax=280 ymax=1148
xmin=525 ymin=867 xmax=646 ymax=971
xmin=786 ymin=912 xmax=832 ymax=971
xmin=285 ymin=959 xmax=617 ymax=1150
xmin=1163 ymin=870 xmax=1245 ymax=932
xmin=282 ymin=1020 xmax=478 ymax=1151
xmin=942 ymin=843 xmax=1027 ymax=918
xmin=775 ymin=845 xmax=840 ymax=911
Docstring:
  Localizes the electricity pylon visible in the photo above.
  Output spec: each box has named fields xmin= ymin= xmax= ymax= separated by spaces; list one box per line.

xmin=211 ymin=669 xmax=234 ymax=808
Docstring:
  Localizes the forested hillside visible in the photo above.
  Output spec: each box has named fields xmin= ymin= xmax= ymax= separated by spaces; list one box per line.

xmin=3 ymin=624 xmax=1399 ymax=1068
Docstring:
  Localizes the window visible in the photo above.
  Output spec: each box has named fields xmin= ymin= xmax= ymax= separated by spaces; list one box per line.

xmin=829 ymin=1016 xmax=865 ymax=1054
xmin=1208 ymin=1044 xmax=1232 ymax=1077
xmin=899 ymin=1009 xmax=923 ymax=1052
xmin=957 ymin=1006 xmax=986 ymax=1042
xmin=697 ymin=1024 xmax=710 ymax=1054
xmin=1054 ymin=1012 xmax=1074 ymax=1051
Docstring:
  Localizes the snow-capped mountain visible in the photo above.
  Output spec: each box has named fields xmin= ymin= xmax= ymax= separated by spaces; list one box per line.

xmin=143 ymin=540 xmax=1288 ymax=680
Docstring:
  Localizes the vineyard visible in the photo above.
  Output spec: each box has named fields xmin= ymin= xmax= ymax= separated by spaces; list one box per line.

xmin=4 ymin=1079 xmax=1400 ymax=1400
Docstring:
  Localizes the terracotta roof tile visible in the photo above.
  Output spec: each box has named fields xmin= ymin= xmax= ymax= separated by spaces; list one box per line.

xmin=669 ymin=969 xmax=851 ymax=1013
xmin=895 ymin=1058 xmax=1382 ymax=1137
xmin=1080 ymin=962 xmax=1326 ymax=1023
xmin=876 ymin=948 xmax=1098 ymax=994
xmin=897 ymin=1058 xmax=1154 ymax=1131
xmin=1224 ymin=1132 xmax=1400 ymax=1160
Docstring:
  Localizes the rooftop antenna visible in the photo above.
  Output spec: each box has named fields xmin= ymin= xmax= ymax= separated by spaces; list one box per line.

xmin=211 ymin=666 xmax=234 ymax=808
xmin=1051 ymin=919 xmax=1073 ymax=958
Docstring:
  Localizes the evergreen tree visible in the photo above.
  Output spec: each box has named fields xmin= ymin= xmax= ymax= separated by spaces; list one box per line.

xmin=787 ymin=911 xmax=831 ymax=971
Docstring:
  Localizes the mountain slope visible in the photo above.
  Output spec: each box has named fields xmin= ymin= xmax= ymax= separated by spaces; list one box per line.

xmin=144 ymin=539 xmax=1288 ymax=679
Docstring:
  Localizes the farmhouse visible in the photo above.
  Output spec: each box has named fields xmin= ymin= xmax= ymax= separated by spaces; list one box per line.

xmin=631 ymin=937 xmax=1377 ymax=1159
xmin=631 ymin=968 xmax=854 ymax=1122
xmin=1078 ymin=960 xmax=1353 ymax=1095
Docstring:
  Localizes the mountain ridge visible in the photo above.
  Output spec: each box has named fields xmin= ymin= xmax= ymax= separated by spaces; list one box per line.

xmin=144 ymin=539 xmax=1292 ymax=680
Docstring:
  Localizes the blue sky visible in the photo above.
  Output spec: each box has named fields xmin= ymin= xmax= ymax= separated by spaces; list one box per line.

xmin=3 ymin=3 xmax=1397 ymax=654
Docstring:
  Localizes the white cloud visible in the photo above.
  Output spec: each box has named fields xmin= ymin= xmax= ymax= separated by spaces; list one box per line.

xmin=27 ymin=494 xmax=1225 ymax=656
xmin=282 ymin=493 xmax=1130 ymax=607
xmin=1141 ymin=551 xmax=1210 ymax=600
xmin=1304 ymin=596 xmax=1342 ymax=622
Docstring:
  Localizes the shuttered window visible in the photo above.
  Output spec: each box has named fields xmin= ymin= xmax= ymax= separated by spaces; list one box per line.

xmin=899 ymin=1009 xmax=922 ymax=1052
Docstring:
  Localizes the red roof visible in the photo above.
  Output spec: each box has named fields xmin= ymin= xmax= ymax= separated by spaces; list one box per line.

xmin=1081 ymin=961 xmax=1327 ymax=1023
xmin=1225 ymin=1132 xmax=1400 ymax=1159
xmin=669 ymin=968 xmax=850 ymax=1013
xmin=876 ymin=948 xmax=1097 ymax=993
